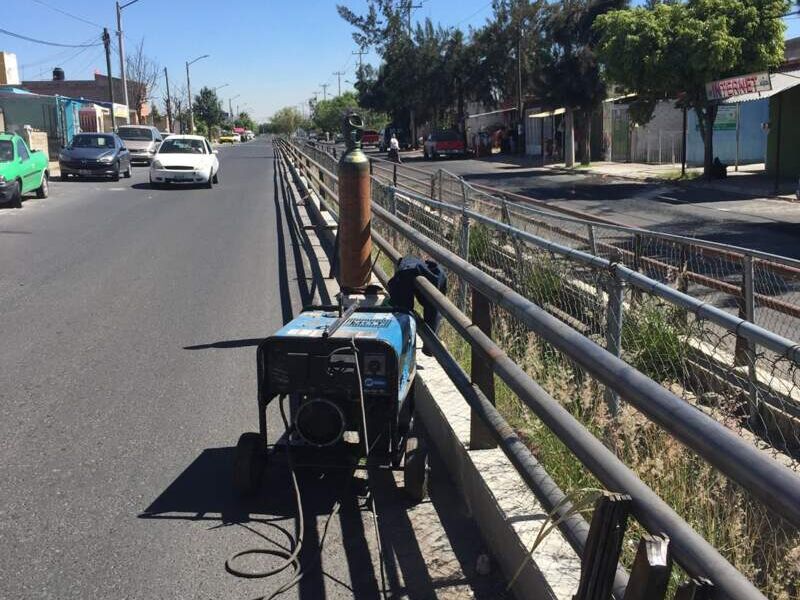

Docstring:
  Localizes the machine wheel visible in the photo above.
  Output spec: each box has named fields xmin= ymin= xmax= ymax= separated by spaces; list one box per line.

xmin=233 ymin=432 xmax=266 ymax=496
xmin=212 ymin=171 xmax=219 ymax=184
xmin=36 ymin=173 xmax=49 ymax=198
xmin=205 ymin=176 xmax=213 ymax=189
xmin=123 ymin=164 xmax=132 ymax=178
xmin=111 ymin=163 xmax=120 ymax=181
xmin=403 ymin=422 xmax=429 ymax=504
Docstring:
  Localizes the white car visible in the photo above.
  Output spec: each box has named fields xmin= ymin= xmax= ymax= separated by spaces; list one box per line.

xmin=149 ymin=135 xmax=219 ymax=188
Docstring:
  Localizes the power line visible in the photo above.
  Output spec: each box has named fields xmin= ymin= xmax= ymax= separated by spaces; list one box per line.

xmin=30 ymin=0 xmax=103 ymax=29
xmin=0 ymin=27 xmax=102 ymax=48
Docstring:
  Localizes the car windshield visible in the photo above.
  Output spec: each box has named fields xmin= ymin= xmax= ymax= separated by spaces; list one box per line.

xmin=117 ymin=127 xmax=154 ymax=141
xmin=158 ymin=139 xmax=207 ymax=154
xmin=72 ymin=135 xmax=115 ymax=148
xmin=434 ymin=131 xmax=459 ymax=141
xmin=0 ymin=140 xmax=13 ymax=162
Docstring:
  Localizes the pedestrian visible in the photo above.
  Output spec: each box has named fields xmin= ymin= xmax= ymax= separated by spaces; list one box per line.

xmin=388 ymin=132 xmax=402 ymax=163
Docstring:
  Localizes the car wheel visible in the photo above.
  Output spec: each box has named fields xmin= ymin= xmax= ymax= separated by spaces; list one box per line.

xmin=212 ymin=171 xmax=219 ymax=184
xmin=9 ymin=180 xmax=22 ymax=208
xmin=111 ymin=163 xmax=120 ymax=181
xmin=205 ymin=176 xmax=213 ymax=189
xmin=36 ymin=173 xmax=49 ymax=198
xmin=124 ymin=164 xmax=132 ymax=178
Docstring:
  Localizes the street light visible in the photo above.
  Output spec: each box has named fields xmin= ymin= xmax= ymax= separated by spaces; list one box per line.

xmin=116 ymin=0 xmax=143 ymax=121
xmin=185 ymin=54 xmax=209 ymax=134
xmin=212 ymin=83 xmax=229 ymax=92
xmin=228 ymin=94 xmax=240 ymax=124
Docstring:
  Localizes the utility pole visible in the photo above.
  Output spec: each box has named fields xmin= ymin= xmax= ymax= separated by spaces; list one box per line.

xmin=116 ymin=0 xmax=141 ymax=122
xmin=229 ymin=98 xmax=233 ymax=123
xmin=320 ymin=83 xmax=329 ymax=101
xmin=405 ymin=0 xmax=422 ymax=32
xmin=164 ymin=66 xmax=172 ymax=133
xmin=517 ymin=28 xmax=524 ymax=155
xmin=333 ymin=71 xmax=344 ymax=96
xmin=102 ymin=28 xmax=116 ymax=130
xmin=352 ymin=48 xmax=367 ymax=77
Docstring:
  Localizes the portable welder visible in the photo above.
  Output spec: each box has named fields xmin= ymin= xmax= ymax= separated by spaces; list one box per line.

xmin=232 ymin=304 xmax=427 ymax=501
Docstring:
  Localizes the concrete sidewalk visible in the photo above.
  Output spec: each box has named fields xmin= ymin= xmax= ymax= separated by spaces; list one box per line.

xmin=542 ymin=160 xmax=798 ymax=203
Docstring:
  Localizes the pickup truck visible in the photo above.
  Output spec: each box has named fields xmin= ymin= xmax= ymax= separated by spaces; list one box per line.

xmin=0 ymin=133 xmax=49 ymax=207
xmin=423 ymin=130 xmax=466 ymax=160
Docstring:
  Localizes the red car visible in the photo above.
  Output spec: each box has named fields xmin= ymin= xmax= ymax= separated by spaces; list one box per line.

xmin=362 ymin=129 xmax=380 ymax=146
xmin=424 ymin=130 xmax=466 ymax=159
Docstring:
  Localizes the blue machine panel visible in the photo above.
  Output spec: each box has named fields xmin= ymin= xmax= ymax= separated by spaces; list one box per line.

xmin=273 ymin=308 xmax=417 ymax=402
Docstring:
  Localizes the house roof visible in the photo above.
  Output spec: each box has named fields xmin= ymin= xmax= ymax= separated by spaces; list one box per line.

xmin=721 ymin=69 xmax=800 ymax=104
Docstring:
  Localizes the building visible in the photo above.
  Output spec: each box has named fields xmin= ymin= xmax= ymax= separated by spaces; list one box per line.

xmin=21 ymin=68 xmax=146 ymax=124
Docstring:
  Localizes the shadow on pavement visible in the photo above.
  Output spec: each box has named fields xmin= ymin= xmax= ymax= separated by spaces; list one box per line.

xmin=139 ymin=445 xmax=507 ymax=600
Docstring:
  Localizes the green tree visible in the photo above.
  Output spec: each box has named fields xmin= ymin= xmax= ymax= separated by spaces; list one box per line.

xmin=192 ymin=87 xmax=225 ymax=130
xmin=539 ymin=0 xmax=627 ymax=165
xmin=595 ymin=0 xmax=788 ymax=176
xmin=234 ymin=111 xmax=256 ymax=131
xmin=271 ymin=106 xmax=307 ymax=135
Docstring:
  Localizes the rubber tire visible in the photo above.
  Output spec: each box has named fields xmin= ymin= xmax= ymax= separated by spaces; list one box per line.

xmin=212 ymin=171 xmax=219 ymax=184
xmin=123 ymin=164 xmax=132 ymax=178
xmin=36 ymin=173 xmax=49 ymax=198
xmin=205 ymin=176 xmax=213 ymax=189
xmin=111 ymin=164 xmax=120 ymax=182
xmin=232 ymin=432 xmax=266 ymax=497
xmin=9 ymin=180 xmax=22 ymax=208
xmin=403 ymin=422 xmax=429 ymax=504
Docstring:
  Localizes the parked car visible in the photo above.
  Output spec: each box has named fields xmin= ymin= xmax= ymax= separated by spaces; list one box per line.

xmin=149 ymin=135 xmax=219 ymax=189
xmin=0 ymin=133 xmax=49 ymax=207
xmin=117 ymin=125 xmax=162 ymax=164
xmin=362 ymin=129 xmax=380 ymax=146
xmin=59 ymin=133 xmax=132 ymax=181
xmin=424 ymin=130 xmax=466 ymax=159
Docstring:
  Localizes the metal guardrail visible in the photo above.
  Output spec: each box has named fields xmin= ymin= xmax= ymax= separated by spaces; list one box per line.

xmin=278 ymin=138 xmax=800 ymax=600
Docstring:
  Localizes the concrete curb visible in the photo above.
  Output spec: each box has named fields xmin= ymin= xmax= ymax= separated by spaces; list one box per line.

xmin=413 ymin=349 xmax=581 ymax=600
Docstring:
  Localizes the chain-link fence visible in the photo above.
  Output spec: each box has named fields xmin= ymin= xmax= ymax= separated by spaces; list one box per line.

xmin=288 ymin=139 xmax=800 ymax=597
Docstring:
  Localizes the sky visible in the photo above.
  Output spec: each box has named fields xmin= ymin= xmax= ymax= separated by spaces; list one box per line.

xmin=4 ymin=0 xmax=800 ymax=122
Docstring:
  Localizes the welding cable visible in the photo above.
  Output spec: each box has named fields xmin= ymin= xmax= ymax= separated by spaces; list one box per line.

xmin=350 ymin=338 xmax=389 ymax=599
xmin=225 ymin=395 xmax=350 ymax=600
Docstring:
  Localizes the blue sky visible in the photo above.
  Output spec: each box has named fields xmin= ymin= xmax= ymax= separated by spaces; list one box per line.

xmin=4 ymin=0 xmax=799 ymax=121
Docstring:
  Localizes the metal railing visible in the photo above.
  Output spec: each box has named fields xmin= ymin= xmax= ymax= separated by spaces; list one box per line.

xmin=278 ymin=138 xmax=800 ymax=600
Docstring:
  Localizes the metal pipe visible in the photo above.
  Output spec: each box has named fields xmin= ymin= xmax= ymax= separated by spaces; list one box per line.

xmin=370 ymin=201 xmax=800 ymax=532
xmin=337 ymin=116 xmax=372 ymax=291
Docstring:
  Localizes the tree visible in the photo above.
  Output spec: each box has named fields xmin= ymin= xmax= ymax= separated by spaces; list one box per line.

xmin=192 ymin=87 xmax=225 ymax=130
xmin=595 ymin=0 xmax=788 ymax=176
xmin=539 ymin=0 xmax=626 ymax=165
xmin=234 ymin=111 xmax=256 ymax=131
xmin=163 ymin=84 xmax=187 ymax=133
xmin=125 ymin=39 xmax=160 ymax=124
xmin=271 ymin=106 xmax=307 ymax=135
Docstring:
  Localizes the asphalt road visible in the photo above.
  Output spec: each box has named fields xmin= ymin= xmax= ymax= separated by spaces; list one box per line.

xmin=0 ymin=138 xmax=505 ymax=599
xmin=364 ymin=148 xmax=800 ymax=259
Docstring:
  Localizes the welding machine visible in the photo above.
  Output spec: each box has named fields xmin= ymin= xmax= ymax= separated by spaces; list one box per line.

xmin=232 ymin=304 xmax=427 ymax=501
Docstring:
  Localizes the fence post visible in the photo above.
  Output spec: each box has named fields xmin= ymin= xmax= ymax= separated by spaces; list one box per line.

xmin=604 ymin=269 xmax=624 ymax=416
xmin=458 ymin=182 xmax=471 ymax=311
xmin=392 ymin=163 xmax=398 ymax=187
xmin=369 ymin=158 xmax=374 ymax=176
xmin=588 ymin=224 xmax=604 ymax=333
xmin=389 ymin=187 xmax=398 ymax=248
xmin=430 ymin=172 xmax=437 ymax=201
xmin=741 ymin=255 xmax=760 ymax=426
xmin=470 ymin=288 xmax=496 ymax=450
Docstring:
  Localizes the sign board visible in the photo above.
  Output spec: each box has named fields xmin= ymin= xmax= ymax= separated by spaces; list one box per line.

xmin=706 ymin=72 xmax=771 ymax=101
xmin=714 ymin=105 xmax=738 ymax=130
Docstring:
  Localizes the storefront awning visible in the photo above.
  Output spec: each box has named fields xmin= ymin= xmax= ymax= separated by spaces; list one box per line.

xmin=528 ymin=107 xmax=565 ymax=118
xmin=721 ymin=69 xmax=800 ymax=104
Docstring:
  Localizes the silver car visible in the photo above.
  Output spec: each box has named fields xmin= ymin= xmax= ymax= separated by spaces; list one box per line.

xmin=117 ymin=125 xmax=162 ymax=165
